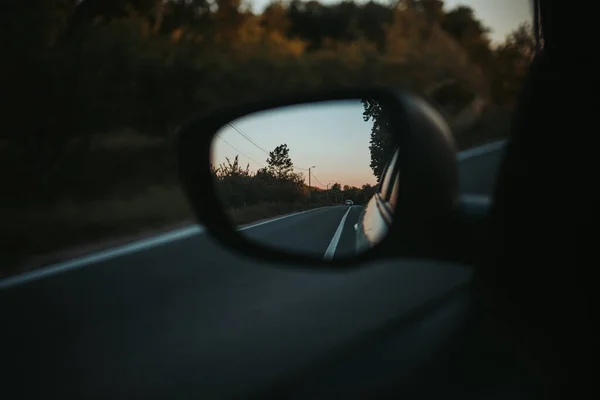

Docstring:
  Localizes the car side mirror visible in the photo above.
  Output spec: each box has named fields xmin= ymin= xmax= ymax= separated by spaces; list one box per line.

xmin=176 ymin=89 xmax=460 ymax=268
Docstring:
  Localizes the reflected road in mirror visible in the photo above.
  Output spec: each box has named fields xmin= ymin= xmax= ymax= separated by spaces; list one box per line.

xmin=238 ymin=206 xmax=363 ymax=259
xmin=210 ymin=99 xmax=399 ymax=259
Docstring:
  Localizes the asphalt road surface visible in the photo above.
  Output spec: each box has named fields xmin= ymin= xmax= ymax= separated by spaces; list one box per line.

xmin=240 ymin=205 xmax=361 ymax=259
xmin=1 ymin=141 xmax=505 ymax=399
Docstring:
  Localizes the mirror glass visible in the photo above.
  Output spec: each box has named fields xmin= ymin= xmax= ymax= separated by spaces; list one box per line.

xmin=210 ymin=98 xmax=399 ymax=259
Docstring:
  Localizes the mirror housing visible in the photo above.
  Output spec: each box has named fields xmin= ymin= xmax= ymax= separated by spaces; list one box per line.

xmin=176 ymin=89 xmax=459 ymax=268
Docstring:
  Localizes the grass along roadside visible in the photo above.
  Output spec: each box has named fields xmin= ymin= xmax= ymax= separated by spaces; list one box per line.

xmin=0 ymin=185 xmax=194 ymax=278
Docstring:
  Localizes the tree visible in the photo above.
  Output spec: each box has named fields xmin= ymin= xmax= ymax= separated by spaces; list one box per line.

xmin=160 ymin=0 xmax=213 ymax=35
xmin=266 ymin=144 xmax=294 ymax=180
xmin=217 ymin=155 xmax=250 ymax=178
xmin=441 ymin=5 xmax=492 ymax=71
xmin=262 ymin=1 xmax=290 ymax=34
xmin=329 ymin=182 xmax=342 ymax=203
xmin=342 ymin=185 xmax=360 ymax=202
xmin=213 ymin=0 xmax=245 ymax=42
xmin=214 ymin=155 xmax=253 ymax=207
xmin=415 ymin=0 xmax=445 ymax=27
xmin=489 ymin=22 xmax=535 ymax=108
xmin=362 ymin=98 xmax=397 ymax=182
xmin=357 ymin=183 xmax=376 ymax=204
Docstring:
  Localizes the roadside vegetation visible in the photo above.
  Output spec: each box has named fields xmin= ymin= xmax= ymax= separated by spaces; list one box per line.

xmin=213 ymin=143 xmax=378 ymax=225
xmin=1 ymin=0 xmax=534 ymax=275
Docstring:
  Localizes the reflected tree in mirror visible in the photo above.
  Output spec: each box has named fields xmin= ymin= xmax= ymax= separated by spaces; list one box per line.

xmin=362 ymin=98 xmax=397 ymax=182
xmin=266 ymin=144 xmax=294 ymax=179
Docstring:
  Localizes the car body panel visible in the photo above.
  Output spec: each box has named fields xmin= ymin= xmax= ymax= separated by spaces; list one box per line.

xmin=355 ymin=193 xmax=392 ymax=253
xmin=354 ymin=146 xmax=399 ymax=253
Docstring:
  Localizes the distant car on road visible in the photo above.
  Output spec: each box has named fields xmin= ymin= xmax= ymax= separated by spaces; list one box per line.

xmin=345 ymin=200 xmax=354 ymax=206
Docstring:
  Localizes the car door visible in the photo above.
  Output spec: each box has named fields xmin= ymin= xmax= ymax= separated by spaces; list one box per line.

xmin=354 ymin=147 xmax=399 ymax=253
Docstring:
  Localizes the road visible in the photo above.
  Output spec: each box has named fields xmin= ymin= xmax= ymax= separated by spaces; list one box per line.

xmin=1 ymin=141 xmax=505 ymax=399
xmin=239 ymin=205 xmax=361 ymax=259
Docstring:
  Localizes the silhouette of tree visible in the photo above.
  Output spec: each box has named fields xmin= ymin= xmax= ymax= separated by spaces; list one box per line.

xmin=362 ymin=98 xmax=397 ymax=182
xmin=266 ymin=144 xmax=294 ymax=180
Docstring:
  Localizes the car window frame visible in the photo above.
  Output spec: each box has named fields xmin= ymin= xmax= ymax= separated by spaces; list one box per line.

xmin=388 ymin=171 xmax=400 ymax=208
xmin=377 ymin=162 xmax=390 ymax=193
xmin=379 ymin=148 xmax=399 ymax=200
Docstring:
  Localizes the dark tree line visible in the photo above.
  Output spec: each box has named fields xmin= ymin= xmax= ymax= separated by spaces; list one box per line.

xmin=212 ymin=144 xmax=376 ymax=209
xmin=0 ymin=0 xmax=534 ymax=271
xmin=1 ymin=0 xmax=532 ymax=204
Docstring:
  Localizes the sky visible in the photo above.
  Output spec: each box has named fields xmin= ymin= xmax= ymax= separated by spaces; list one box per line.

xmin=247 ymin=0 xmax=532 ymax=44
xmin=212 ymin=1 xmax=533 ymax=188
xmin=212 ymin=100 xmax=377 ymax=189
xmin=444 ymin=0 xmax=532 ymax=43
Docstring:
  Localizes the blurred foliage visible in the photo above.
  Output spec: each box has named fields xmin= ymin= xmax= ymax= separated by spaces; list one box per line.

xmin=1 ymin=0 xmax=533 ymax=201
xmin=0 ymin=0 xmax=533 ymax=267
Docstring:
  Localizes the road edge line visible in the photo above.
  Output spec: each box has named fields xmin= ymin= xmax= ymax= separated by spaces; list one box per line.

xmin=457 ymin=139 xmax=506 ymax=161
xmin=0 ymin=206 xmax=333 ymax=290
xmin=238 ymin=206 xmax=330 ymax=231
xmin=323 ymin=206 xmax=353 ymax=260
xmin=0 ymin=225 xmax=205 ymax=290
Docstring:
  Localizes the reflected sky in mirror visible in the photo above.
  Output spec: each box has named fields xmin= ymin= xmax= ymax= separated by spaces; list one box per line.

xmin=212 ymin=100 xmax=377 ymax=188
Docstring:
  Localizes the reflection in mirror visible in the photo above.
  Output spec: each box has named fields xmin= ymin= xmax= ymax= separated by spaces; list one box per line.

xmin=210 ymin=99 xmax=399 ymax=260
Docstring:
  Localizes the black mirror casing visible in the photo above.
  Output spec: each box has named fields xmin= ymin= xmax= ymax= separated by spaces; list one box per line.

xmin=176 ymin=89 xmax=459 ymax=269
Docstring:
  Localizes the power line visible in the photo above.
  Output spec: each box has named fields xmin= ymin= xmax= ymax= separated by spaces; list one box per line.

xmin=216 ymin=135 xmax=265 ymax=168
xmin=226 ymin=123 xmax=319 ymax=176
xmin=216 ymin=135 xmax=327 ymax=188
xmin=228 ymin=122 xmax=270 ymax=155
xmin=311 ymin=172 xmax=325 ymax=188
xmin=219 ymin=126 xmax=320 ymax=181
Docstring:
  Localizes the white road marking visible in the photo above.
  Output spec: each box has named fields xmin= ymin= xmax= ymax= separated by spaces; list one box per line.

xmin=460 ymin=194 xmax=491 ymax=205
xmin=0 ymin=207 xmax=329 ymax=290
xmin=239 ymin=207 xmax=328 ymax=231
xmin=0 ymin=140 xmax=506 ymax=289
xmin=457 ymin=139 xmax=506 ymax=161
xmin=323 ymin=206 xmax=353 ymax=260
xmin=0 ymin=225 xmax=205 ymax=290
